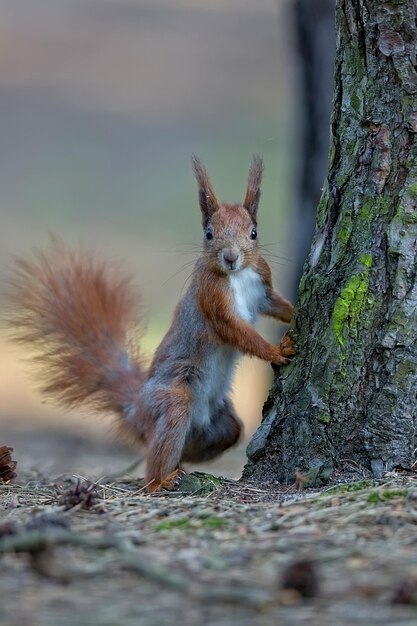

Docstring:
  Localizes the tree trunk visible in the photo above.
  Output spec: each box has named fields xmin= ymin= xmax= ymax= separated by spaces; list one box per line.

xmin=245 ymin=0 xmax=417 ymax=485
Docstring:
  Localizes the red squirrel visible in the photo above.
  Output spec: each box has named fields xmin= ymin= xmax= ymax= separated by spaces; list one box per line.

xmin=9 ymin=156 xmax=294 ymax=492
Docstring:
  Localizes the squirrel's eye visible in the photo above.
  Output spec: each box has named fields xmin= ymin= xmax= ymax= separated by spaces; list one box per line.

xmin=206 ymin=228 xmax=213 ymax=241
xmin=250 ymin=228 xmax=257 ymax=240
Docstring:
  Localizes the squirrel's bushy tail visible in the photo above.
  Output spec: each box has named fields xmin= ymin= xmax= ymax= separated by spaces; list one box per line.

xmin=8 ymin=243 xmax=147 ymax=435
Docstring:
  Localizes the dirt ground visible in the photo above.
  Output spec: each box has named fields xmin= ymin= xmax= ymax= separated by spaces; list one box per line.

xmin=1 ymin=423 xmax=417 ymax=626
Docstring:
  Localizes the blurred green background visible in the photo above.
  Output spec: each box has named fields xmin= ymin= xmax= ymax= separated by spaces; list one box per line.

xmin=0 ymin=0 xmax=298 ymax=475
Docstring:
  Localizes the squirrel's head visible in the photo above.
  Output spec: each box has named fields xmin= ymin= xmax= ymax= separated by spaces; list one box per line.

xmin=192 ymin=155 xmax=263 ymax=274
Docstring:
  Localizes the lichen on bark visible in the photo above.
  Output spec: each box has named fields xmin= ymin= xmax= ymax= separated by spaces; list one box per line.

xmin=244 ymin=0 xmax=417 ymax=485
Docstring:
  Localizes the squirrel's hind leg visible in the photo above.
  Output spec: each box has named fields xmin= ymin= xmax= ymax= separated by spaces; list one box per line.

xmin=144 ymin=386 xmax=191 ymax=492
xmin=181 ymin=399 xmax=243 ymax=463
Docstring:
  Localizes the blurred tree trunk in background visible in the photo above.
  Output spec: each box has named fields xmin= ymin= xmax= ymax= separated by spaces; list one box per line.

xmin=293 ymin=0 xmax=336 ymax=292
xmin=245 ymin=0 xmax=417 ymax=485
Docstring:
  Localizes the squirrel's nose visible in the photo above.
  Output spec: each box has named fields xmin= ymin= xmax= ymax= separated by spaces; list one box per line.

xmin=222 ymin=248 xmax=240 ymax=266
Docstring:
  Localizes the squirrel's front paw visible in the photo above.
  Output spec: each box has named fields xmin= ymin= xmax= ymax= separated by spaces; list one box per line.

xmin=279 ymin=332 xmax=296 ymax=358
xmin=271 ymin=333 xmax=296 ymax=365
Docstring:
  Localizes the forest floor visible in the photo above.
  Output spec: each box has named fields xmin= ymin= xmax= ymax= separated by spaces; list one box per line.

xmin=1 ymin=424 xmax=417 ymax=626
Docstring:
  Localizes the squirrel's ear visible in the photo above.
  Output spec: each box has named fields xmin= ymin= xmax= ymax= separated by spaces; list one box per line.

xmin=243 ymin=155 xmax=264 ymax=220
xmin=191 ymin=155 xmax=220 ymax=224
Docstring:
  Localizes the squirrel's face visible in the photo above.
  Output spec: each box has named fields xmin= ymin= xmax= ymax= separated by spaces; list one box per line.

xmin=192 ymin=155 xmax=264 ymax=274
xmin=203 ymin=204 xmax=259 ymax=274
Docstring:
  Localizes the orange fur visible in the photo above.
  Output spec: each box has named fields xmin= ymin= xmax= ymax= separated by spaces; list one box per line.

xmin=243 ymin=155 xmax=264 ymax=219
xmin=198 ymin=267 xmax=291 ymax=365
xmin=256 ymin=257 xmax=293 ymax=323
xmin=144 ymin=385 xmax=192 ymax=492
xmin=9 ymin=245 xmax=146 ymax=423
xmin=192 ymin=154 xmax=220 ymax=222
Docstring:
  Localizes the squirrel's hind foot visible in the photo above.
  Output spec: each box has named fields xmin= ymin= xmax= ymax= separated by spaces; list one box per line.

xmin=146 ymin=468 xmax=187 ymax=493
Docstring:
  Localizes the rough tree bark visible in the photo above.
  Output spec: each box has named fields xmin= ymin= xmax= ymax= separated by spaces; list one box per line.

xmin=245 ymin=0 xmax=417 ymax=484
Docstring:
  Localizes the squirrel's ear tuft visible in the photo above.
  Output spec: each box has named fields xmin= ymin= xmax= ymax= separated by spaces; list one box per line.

xmin=244 ymin=155 xmax=264 ymax=220
xmin=191 ymin=155 xmax=220 ymax=224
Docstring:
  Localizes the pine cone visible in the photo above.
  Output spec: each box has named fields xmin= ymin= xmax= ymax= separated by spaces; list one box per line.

xmin=57 ymin=478 xmax=98 ymax=510
xmin=0 ymin=446 xmax=17 ymax=483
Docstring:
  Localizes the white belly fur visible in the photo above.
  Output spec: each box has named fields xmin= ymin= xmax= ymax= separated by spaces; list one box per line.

xmin=190 ymin=268 xmax=265 ymax=429
xmin=191 ymin=345 xmax=237 ymax=428
xmin=229 ymin=266 xmax=265 ymax=323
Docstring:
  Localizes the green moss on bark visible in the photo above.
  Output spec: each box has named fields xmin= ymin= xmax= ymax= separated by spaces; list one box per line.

xmin=319 ymin=413 xmax=331 ymax=424
xmin=359 ymin=253 xmax=373 ymax=267
xmin=331 ymin=272 xmax=370 ymax=346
